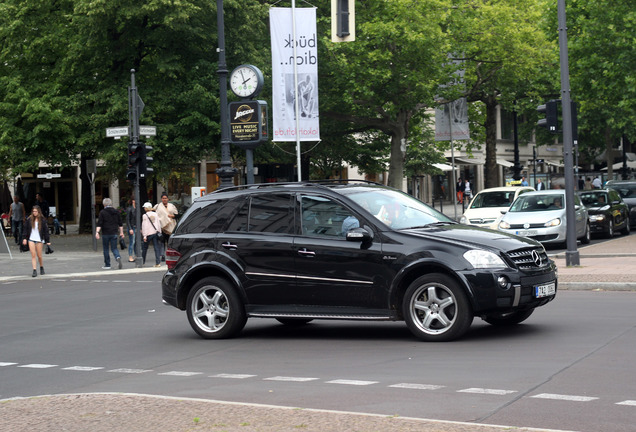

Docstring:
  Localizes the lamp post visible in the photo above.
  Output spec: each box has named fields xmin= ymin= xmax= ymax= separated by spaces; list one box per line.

xmin=215 ymin=0 xmax=237 ymax=188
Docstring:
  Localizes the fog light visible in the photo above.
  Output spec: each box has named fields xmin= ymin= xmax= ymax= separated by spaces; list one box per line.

xmin=497 ymin=275 xmax=509 ymax=289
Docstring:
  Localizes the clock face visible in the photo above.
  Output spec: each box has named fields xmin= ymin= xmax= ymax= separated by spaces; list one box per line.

xmin=230 ymin=65 xmax=263 ymax=98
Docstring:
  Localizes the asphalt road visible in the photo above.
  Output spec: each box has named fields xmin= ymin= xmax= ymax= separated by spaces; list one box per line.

xmin=1 ymin=274 xmax=636 ymax=432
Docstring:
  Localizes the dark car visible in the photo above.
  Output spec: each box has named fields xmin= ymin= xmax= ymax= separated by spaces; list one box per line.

xmin=577 ymin=189 xmax=630 ymax=237
xmin=162 ymin=181 xmax=557 ymax=342
xmin=605 ymin=180 xmax=636 ymax=228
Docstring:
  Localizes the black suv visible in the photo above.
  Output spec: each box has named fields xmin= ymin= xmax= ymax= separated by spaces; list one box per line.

xmin=162 ymin=181 xmax=557 ymax=342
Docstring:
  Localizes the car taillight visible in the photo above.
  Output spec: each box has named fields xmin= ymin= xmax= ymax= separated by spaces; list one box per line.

xmin=165 ymin=248 xmax=181 ymax=270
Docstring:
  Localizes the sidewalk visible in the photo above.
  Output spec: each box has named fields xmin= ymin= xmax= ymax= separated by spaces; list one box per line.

xmin=0 ymin=227 xmax=165 ymax=282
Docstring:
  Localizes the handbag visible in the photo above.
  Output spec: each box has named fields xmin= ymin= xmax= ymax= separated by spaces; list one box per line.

xmin=119 ymin=237 xmax=126 ymax=250
xmin=20 ymin=241 xmax=29 ymax=253
xmin=45 ymin=244 xmax=54 ymax=254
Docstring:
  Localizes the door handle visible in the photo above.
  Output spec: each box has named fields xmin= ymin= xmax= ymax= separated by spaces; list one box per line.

xmin=221 ymin=242 xmax=238 ymax=250
xmin=297 ymin=248 xmax=315 ymax=257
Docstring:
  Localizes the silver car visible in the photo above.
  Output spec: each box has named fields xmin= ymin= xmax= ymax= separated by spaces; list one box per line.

xmin=498 ymin=190 xmax=590 ymax=246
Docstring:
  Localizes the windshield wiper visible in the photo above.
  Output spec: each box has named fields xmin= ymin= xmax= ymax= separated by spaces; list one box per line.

xmin=409 ymin=221 xmax=457 ymax=229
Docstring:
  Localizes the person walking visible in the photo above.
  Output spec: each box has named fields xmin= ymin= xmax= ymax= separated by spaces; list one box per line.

xmin=141 ymin=202 xmax=162 ymax=267
xmin=456 ymin=178 xmax=465 ymax=204
xmin=126 ymin=198 xmax=138 ymax=262
xmin=464 ymin=179 xmax=472 ymax=201
xmin=536 ymin=178 xmax=545 ymax=190
xmin=35 ymin=193 xmax=50 ymax=218
xmin=521 ymin=176 xmax=529 ymax=186
xmin=8 ymin=195 xmax=25 ymax=244
xmin=154 ymin=192 xmax=178 ymax=261
xmin=592 ymin=176 xmax=602 ymax=189
xmin=95 ymin=198 xmax=124 ymax=270
xmin=21 ymin=205 xmax=51 ymax=277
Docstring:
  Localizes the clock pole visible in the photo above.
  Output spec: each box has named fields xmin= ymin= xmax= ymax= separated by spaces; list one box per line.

xmin=216 ymin=0 xmax=237 ymax=189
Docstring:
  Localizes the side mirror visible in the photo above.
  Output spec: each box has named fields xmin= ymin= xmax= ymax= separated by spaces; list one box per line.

xmin=500 ymin=210 xmax=508 ymax=215
xmin=346 ymin=227 xmax=373 ymax=243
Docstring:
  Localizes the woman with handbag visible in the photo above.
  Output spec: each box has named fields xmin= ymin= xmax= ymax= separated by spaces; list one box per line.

xmin=22 ymin=205 xmax=51 ymax=277
xmin=141 ymin=202 xmax=162 ymax=267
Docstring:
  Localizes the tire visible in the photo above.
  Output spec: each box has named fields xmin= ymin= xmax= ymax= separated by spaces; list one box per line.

xmin=621 ymin=219 xmax=630 ymax=236
xmin=186 ymin=277 xmax=246 ymax=339
xmin=580 ymin=222 xmax=591 ymax=244
xmin=483 ymin=309 xmax=534 ymax=326
xmin=606 ymin=220 xmax=614 ymax=238
xmin=402 ymin=274 xmax=473 ymax=342
xmin=276 ymin=318 xmax=313 ymax=326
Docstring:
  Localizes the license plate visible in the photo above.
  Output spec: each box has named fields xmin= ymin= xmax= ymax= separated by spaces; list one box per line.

xmin=516 ymin=229 xmax=538 ymax=237
xmin=535 ymin=282 xmax=556 ymax=298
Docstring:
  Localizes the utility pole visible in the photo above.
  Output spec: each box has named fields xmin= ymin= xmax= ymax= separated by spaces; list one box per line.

xmin=557 ymin=0 xmax=579 ymax=266
xmin=129 ymin=70 xmax=143 ymax=268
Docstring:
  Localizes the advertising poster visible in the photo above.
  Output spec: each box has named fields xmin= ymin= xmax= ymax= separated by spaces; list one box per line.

xmin=435 ymin=97 xmax=470 ymax=141
xmin=269 ymin=7 xmax=320 ymax=142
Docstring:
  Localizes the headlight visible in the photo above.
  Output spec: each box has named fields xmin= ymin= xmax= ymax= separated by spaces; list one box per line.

xmin=589 ymin=214 xmax=605 ymax=222
xmin=464 ymin=250 xmax=507 ymax=269
xmin=460 ymin=216 xmax=468 ymax=224
xmin=544 ymin=218 xmax=561 ymax=227
xmin=499 ymin=220 xmax=510 ymax=229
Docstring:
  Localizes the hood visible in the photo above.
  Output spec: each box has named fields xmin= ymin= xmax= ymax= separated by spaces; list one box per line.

xmin=501 ymin=209 xmax=565 ymax=224
xmin=404 ymin=223 xmax=539 ymax=252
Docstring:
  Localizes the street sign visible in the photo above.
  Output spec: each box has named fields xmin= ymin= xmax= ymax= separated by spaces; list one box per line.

xmin=106 ymin=126 xmax=129 ymax=138
xmin=37 ymin=173 xmax=62 ymax=179
xmin=139 ymin=125 xmax=156 ymax=136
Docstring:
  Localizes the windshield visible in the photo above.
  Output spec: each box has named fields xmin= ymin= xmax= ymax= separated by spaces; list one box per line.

xmin=509 ymin=193 xmax=565 ymax=212
xmin=470 ymin=191 xmax=516 ymax=209
xmin=337 ymin=186 xmax=455 ymax=229
xmin=579 ymin=191 xmax=608 ymax=207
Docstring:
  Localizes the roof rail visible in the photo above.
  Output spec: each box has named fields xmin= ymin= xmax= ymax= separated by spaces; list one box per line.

xmin=214 ymin=179 xmax=384 ymax=193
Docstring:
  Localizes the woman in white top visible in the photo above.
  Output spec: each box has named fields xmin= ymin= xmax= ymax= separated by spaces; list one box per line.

xmin=22 ymin=205 xmax=51 ymax=277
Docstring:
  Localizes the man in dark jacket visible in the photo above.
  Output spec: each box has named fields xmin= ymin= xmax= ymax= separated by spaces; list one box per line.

xmin=95 ymin=198 xmax=125 ymax=269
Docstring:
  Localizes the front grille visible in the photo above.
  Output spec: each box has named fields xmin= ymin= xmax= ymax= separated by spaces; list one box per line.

xmin=509 ymin=223 xmax=545 ymax=229
xmin=506 ymin=247 xmax=549 ymax=270
xmin=469 ymin=218 xmax=496 ymax=225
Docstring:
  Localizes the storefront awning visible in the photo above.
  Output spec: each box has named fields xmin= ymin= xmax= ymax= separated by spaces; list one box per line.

xmin=544 ymin=160 xmax=564 ymax=168
xmin=432 ymin=163 xmax=455 ymax=172
xmin=454 ymin=157 xmax=485 ymax=165
xmin=497 ymin=158 xmax=514 ymax=168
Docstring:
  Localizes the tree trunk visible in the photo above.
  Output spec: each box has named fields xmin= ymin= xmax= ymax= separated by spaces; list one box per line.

xmin=78 ymin=155 xmax=93 ymax=234
xmin=484 ymin=95 xmax=498 ymax=189
xmin=387 ymin=112 xmax=410 ymax=190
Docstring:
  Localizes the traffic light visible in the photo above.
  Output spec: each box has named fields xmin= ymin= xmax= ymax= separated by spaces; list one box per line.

xmin=537 ymin=100 xmax=559 ymax=133
xmin=139 ymin=143 xmax=153 ymax=178
xmin=126 ymin=142 xmax=141 ymax=182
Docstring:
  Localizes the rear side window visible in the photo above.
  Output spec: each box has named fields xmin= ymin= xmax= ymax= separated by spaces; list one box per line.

xmin=226 ymin=194 xmax=294 ymax=234
xmin=176 ymin=198 xmax=242 ymax=234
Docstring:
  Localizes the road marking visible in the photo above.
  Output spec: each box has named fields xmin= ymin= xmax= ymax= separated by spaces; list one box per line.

xmin=62 ymin=366 xmax=104 ymax=371
xmin=107 ymin=368 xmax=153 ymax=374
xmin=458 ymin=388 xmax=517 ymax=395
xmin=326 ymin=379 xmax=378 ymax=386
xmin=389 ymin=383 xmax=445 ymax=390
xmin=0 ymin=362 xmax=18 ymax=367
xmin=532 ymin=393 xmax=598 ymax=402
xmin=616 ymin=400 xmax=636 ymax=406
xmin=18 ymin=364 xmax=57 ymax=369
xmin=158 ymin=371 xmax=203 ymax=377
xmin=210 ymin=373 xmax=257 ymax=379
xmin=264 ymin=376 xmax=319 ymax=382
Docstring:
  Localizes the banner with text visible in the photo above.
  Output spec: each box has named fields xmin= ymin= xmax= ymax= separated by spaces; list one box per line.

xmin=435 ymin=98 xmax=470 ymax=141
xmin=270 ymin=7 xmax=320 ymax=142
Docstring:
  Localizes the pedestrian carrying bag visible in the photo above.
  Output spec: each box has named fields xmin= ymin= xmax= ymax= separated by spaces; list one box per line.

xmin=145 ymin=214 xmax=162 ymax=241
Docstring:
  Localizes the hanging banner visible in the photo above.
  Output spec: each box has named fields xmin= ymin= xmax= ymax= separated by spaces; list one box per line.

xmin=269 ymin=7 xmax=320 ymax=142
xmin=434 ymin=98 xmax=470 ymax=141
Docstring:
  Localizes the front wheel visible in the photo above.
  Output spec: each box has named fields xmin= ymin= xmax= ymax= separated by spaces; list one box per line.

xmin=186 ymin=277 xmax=246 ymax=339
xmin=402 ymin=274 xmax=473 ymax=342
xmin=580 ymin=222 xmax=591 ymax=244
xmin=621 ymin=220 xmax=630 ymax=236
xmin=606 ymin=220 xmax=614 ymax=238
xmin=483 ymin=309 xmax=534 ymax=326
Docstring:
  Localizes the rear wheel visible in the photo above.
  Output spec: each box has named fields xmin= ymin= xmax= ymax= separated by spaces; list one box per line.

xmin=621 ymin=219 xmax=631 ymax=236
xmin=402 ymin=274 xmax=473 ymax=342
xmin=483 ymin=309 xmax=534 ymax=326
xmin=186 ymin=277 xmax=246 ymax=339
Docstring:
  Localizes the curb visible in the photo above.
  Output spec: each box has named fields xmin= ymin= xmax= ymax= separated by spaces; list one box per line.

xmin=0 ymin=266 xmax=165 ymax=283
xmin=558 ymin=282 xmax=636 ymax=291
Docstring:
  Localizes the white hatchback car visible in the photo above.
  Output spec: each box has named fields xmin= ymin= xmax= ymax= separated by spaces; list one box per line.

xmin=460 ymin=186 xmax=535 ymax=230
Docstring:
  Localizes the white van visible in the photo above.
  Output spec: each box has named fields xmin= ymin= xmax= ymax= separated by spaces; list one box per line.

xmin=460 ymin=186 xmax=535 ymax=230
